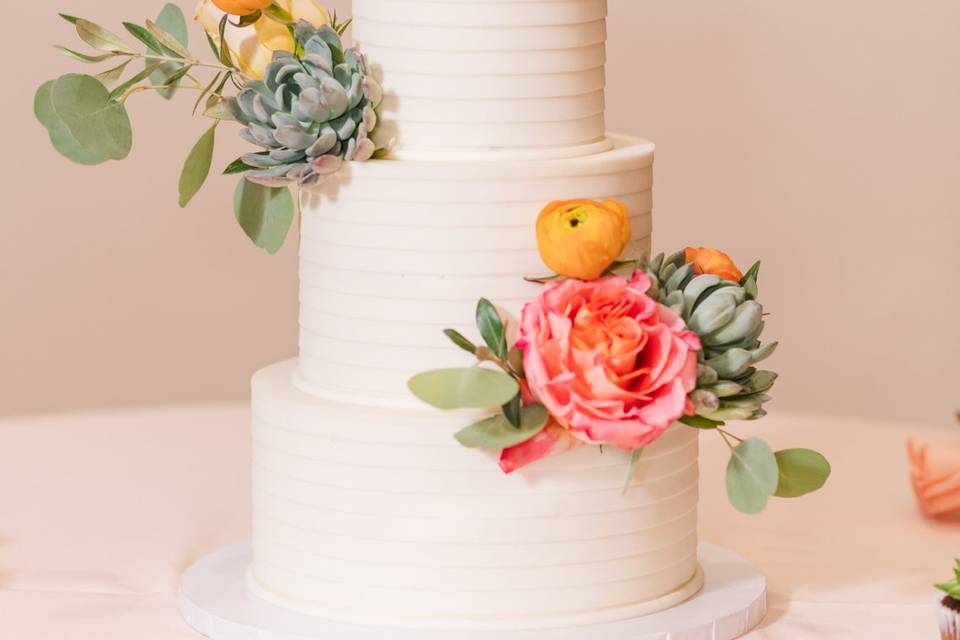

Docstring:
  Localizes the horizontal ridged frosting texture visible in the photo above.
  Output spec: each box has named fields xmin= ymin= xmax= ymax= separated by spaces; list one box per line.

xmin=296 ymin=135 xmax=655 ymax=408
xmin=250 ymin=359 xmax=701 ymax=628
xmin=353 ymin=0 xmax=610 ymax=160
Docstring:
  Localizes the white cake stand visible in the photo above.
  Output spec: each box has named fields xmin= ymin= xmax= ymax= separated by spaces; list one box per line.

xmin=178 ymin=543 xmax=766 ymax=640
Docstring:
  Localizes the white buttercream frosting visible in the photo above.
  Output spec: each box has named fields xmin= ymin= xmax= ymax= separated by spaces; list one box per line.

xmin=296 ymin=134 xmax=654 ymax=408
xmin=250 ymin=360 xmax=701 ymax=629
xmin=353 ymin=0 xmax=610 ymax=160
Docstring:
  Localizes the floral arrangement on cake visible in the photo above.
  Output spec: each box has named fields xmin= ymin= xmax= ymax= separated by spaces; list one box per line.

xmin=35 ymin=1 xmax=385 ymax=253
xmin=409 ymin=199 xmax=831 ymax=514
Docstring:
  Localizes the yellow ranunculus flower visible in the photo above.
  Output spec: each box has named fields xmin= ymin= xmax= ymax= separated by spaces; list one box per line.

xmin=536 ymin=199 xmax=632 ymax=280
xmin=194 ymin=0 xmax=331 ymax=79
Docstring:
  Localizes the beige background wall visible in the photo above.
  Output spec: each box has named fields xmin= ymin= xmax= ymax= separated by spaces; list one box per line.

xmin=2 ymin=0 xmax=957 ymax=425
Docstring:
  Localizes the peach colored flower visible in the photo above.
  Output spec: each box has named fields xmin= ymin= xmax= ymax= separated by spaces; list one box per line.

xmin=685 ymin=246 xmax=743 ymax=282
xmin=908 ymin=437 xmax=960 ymax=518
xmin=500 ymin=272 xmax=700 ymax=472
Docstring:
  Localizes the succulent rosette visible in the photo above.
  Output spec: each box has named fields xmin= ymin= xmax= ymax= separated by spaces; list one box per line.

xmin=228 ymin=20 xmax=385 ymax=187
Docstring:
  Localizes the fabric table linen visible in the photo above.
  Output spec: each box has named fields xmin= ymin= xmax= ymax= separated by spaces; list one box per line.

xmin=0 ymin=406 xmax=953 ymax=639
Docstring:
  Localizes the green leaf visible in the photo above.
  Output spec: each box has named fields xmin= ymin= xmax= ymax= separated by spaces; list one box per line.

xmin=193 ymin=72 xmax=222 ymax=115
xmin=163 ymin=64 xmax=193 ymax=87
xmin=34 ymin=80 xmax=102 ymax=165
xmin=726 ymin=437 xmax=779 ymax=514
xmin=223 ymin=156 xmax=257 ymax=175
xmin=680 ymin=414 xmax=724 ymax=429
xmin=179 ymin=124 xmax=217 ymax=208
xmin=108 ymin=62 xmax=162 ymax=101
xmin=217 ymin=15 xmax=234 ymax=68
xmin=205 ymin=33 xmax=221 ymax=60
xmin=233 ymin=179 xmax=295 ymax=254
xmin=148 ymin=4 xmax=189 ymax=99
xmin=502 ymin=393 xmax=522 ymax=428
xmin=740 ymin=261 xmax=761 ymax=287
xmin=774 ymin=449 xmax=831 ymax=498
xmin=622 ymin=447 xmax=645 ymax=495
xmin=454 ymin=404 xmax=549 ymax=449
xmin=53 ymin=46 xmax=113 ymax=63
xmin=146 ymin=18 xmax=191 ymax=59
xmin=408 ymin=368 xmax=520 ymax=411
xmin=476 ymin=298 xmax=507 ymax=361
xmin=204 ymin=98 xmax=236 ymax=121
xmin=123 ymin=22 xmax=163 ymax=53
xmin=36 ymin=74 xmax=132 ymax=165
xmin=232 ymin=10 xmax=262 ymax=27
xmin=524 ymin=273 xmax=565 ymax=284
xmin=262 ymin=3 xmax=295 ymax=23
xmin=443 ymin=329 xmax=477 ymax=355
xmin=59 ymin=13 xmax=80 ymax=24
xmin=95 ymin=59 xmax=131 ymax=87
xmin=73 ymin=18 xmax=136 ymax=54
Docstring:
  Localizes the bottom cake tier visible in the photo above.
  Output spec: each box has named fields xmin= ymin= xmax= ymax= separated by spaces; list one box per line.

xmin=249 ymin=359 xmax=703 ymax=630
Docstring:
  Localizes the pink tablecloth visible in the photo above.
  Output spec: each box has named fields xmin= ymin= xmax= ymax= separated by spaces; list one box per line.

xmin=0 ymin=406 xmax=954 ymax=639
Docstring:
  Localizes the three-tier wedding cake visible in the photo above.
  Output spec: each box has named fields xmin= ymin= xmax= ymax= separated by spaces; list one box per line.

xmin=247 ymin=0 xmax=703 ymax=629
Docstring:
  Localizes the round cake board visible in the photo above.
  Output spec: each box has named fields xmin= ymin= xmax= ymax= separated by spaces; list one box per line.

xmin=179 ymin=542 xmax=766 ymax=640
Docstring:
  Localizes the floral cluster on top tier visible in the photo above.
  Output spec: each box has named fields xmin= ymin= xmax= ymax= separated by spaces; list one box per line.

xmin=35 ymin=1 xmax=385 ymax=254
xmin=410 ymin=199 xmax=832 ymax=514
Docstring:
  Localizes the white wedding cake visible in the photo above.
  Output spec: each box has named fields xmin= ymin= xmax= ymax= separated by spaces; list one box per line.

xmin=248 ymin=0 xmax=702 ymax=629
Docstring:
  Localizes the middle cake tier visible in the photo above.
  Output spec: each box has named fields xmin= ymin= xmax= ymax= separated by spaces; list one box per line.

xmin=297 ymin=134 xmax=654 ymax=408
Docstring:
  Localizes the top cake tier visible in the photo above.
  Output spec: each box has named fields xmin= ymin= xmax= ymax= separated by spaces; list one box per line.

xmin=352 ymin=0 xmax=611 ymax=160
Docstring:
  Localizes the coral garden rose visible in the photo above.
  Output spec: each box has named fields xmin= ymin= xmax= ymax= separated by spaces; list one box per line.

xmin=500 ymin=272 xmax=701 ymax=472
xmin=536 ymin=199 xmax=631 ymax=280
xmin=196 ymin=0 xmax=330 ymax=79
xmin=685 ymin=246 xmax=743 ymax=282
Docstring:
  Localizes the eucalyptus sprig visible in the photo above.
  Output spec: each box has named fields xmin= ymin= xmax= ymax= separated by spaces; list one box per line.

xmin=37 ymin=3 xmax=304 ymax=256
xmin=408 ymin=300 xmax=551 ymax=450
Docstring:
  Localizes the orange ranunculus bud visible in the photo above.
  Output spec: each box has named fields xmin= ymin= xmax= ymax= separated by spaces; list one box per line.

xmin=684 ymin=246 xmax=743 ymax=282
xmin=212 ymin=0 xmax=274 ymax=17
xmin=536 ymin=199 xmax=632 ymax=280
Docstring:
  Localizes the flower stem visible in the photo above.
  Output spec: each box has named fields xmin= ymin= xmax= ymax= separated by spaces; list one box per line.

xmin=718 ymin=428 xmax=744 ymax=444
xmin=718 ymin=429 xmax=737 ymax=452
xmin=118 ymin=51 xmax=252 ymax=82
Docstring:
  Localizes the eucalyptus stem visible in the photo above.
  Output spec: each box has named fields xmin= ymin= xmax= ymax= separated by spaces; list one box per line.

xmin=119 ymin=82 xmax=228 ymax=103
xmin=121 ymin=50 xmax=251 ymax=82
xmin=718 ymin=428 xmax=744 ymax=443
xmin=718 ymin=429 xmax=737 ymax=452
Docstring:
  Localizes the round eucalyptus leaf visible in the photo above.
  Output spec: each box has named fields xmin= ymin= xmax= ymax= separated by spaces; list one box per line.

xmin=726 ymin=437 xmax=779 ymax=514
xmin=49 ymin=74 xmax=132 ymax=163
xmin=774 ymin=449 xmax=831 ymax=498
xmin=454 ymin=404 xmax=549 ymax=449
xmin=408 ymin=368 xmax=519 ymax=410
xmin=35 ymin=80 xmax=102 ymax=165
xmin=233 ymin=179 xmax=294 ymax=254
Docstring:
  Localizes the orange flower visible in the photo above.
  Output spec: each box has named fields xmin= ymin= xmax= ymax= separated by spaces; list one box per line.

xmin=536 ymin=199 xmax=631 ymax=280
xmin=212 ymin=0 xmax=273 ymax=16
xmin=685 ymin=246 xmax=743 ymax=282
